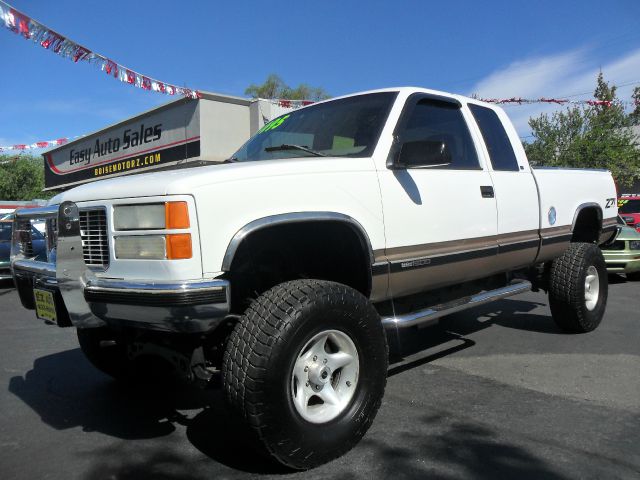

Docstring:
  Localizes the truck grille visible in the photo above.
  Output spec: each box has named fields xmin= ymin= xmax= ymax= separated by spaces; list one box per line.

xmin=80 ymin=209 xmax=110 ymax=269
xmin=19 ymin=235 xmax=34 ymax=257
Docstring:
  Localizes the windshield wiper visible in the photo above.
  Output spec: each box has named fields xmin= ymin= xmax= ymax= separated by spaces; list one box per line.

xmin=220 ymin=157 xmax=238 ymax=163
xmin=264 ymin=144 xmax=327 ymax=157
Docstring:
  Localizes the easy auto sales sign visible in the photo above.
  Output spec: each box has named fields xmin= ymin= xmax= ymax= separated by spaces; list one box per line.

xmin=43 ymin=99 xmax=200 ymax=189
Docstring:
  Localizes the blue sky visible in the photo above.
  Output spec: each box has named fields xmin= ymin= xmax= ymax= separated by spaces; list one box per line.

xmin=1 ymin=0 xmax=640 ymax=149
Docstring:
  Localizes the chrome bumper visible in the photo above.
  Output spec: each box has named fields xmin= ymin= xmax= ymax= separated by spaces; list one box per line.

xmin=11 ymin=202 xmax=231 ymax=333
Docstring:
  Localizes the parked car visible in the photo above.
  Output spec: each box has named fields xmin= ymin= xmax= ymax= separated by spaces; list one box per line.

xmin=602 ymin=216 xmax=640 ymax=280
xmin=10 ymin=87 xmax=618 ymax=469
xmin=0 ymin=219 xmax=46 ymax=280
xmin=618 ymin=194 xmax=640 ymax=232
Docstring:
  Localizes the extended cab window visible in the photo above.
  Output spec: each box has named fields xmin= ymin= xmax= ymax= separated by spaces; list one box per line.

xmin=469 ymin=104 xmax=519 ymax=171
xmin=393 ymin=98 xmax=479 ymax=169
xmin=232 ymin=92 xmax=397 ymax=162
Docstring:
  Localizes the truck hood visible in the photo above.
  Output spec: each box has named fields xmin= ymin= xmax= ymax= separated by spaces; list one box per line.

xmin=50 ymin=157 xmax=368 ymax=204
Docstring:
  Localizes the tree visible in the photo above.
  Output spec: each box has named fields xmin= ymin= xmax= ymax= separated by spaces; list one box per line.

xmin=0 ymin=154 xmax=56 ymax=200
xmin=245 ymin=74 xmax=330 ymax=101
xmin=629 ymin=85 xmax=640 ymax=126
xmin=524 ymin=73 xmax=640 ymax=187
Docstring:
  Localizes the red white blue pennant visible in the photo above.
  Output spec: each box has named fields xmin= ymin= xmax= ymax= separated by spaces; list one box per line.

xmin=0 ymin=137 xmax=72 ymax=153
xmin=0 ymin=0 xmax=200 ymax=99
xmin=475 ymin=97 xmax=638 ymax=107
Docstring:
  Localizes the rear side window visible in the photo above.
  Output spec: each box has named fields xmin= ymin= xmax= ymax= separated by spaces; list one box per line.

xmin=469 ymin=104 xmax=519 ymax=171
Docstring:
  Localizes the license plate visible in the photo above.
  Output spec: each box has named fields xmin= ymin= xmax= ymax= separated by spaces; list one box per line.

xmin=34 ymin=288 xmax=57 ymax=323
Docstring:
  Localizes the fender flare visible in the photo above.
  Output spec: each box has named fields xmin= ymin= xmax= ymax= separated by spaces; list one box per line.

xmin=571 ymin=202 xmax=603 ymax=233
xmin=221 ymin=212 xmax=375 ymax=273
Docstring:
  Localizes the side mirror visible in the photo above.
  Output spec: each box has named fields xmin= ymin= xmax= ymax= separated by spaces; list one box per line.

xmin=397 ymin=140 xmax=452 ymax=168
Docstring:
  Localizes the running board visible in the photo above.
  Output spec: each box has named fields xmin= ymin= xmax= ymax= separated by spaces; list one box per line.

xmin=381 ymin=280 xmax=532 ymax=329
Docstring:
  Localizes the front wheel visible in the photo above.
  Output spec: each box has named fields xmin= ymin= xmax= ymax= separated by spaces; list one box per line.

xmin=222 ymin=279 xmax=388 ymax=469
xmin=548 ymin=242 xmax=608 ymax=333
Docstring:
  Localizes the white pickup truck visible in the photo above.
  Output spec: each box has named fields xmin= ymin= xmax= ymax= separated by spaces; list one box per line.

xmin=11 ymin=87 xmax=618 ymax=469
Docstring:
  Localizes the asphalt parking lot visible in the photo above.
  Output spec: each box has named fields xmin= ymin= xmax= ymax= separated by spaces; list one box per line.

xmin=0 ymin=277 xmax=639 ymax=480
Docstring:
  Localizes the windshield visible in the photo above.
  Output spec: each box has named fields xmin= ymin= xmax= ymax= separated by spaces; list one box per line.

xmin=232 ymin=92 xmax=398 ymax=162
xmin=618 ymin=199 xmax=640 ymax=214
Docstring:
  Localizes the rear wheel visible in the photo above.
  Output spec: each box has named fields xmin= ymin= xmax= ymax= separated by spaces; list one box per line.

xmin=77 ymin=327 xmax=130 ymax=380
xmin=222 ymin=279 xmax=388 ymax=469
xmin=548 ymin=242 xmax=608 ymax=333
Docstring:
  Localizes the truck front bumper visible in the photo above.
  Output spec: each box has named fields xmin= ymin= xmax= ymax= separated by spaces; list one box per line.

xmin=11 ymin=202 xmax=230 ymax=333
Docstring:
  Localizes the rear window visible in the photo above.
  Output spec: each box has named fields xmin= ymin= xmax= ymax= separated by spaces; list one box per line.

xmin=0 ymin=223 xmax=11 ymax=241
xmin=618 ymin=199 xmax=640 ymax=214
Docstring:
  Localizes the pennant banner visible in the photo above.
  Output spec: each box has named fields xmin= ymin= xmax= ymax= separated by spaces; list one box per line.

xmin=0 ymin=0 xmax=200 ymax=99
xmin=475 ymin=96 xmax=638 ymax=107
xmin=0 ymin=137 xmax=72 ymax=153
xmin=267 ymin=99 xmax=315 ymax=108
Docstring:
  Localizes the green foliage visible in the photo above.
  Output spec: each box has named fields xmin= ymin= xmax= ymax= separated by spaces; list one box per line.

xmin=525 ymin=73 xmax=640 ymax=187
xmin=0 ymin=154 xmax=57 ymax=200
xmin=629 ymin=86 xmax=640 ymax=126
xmin=245 ymin=74 xmax=330 ymax=101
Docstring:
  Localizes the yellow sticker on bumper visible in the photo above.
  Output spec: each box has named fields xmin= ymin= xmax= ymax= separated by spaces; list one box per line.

xmin=34 ymin=289 xmax=57 ymax=323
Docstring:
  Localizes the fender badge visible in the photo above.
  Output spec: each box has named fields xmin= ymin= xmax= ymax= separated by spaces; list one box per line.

xmin=401 ymin=258 xmax=431 ymax=269
xmin=548 ymin=207 xmax=557 ymax=225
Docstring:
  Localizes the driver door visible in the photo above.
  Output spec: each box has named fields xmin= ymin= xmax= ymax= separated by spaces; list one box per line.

xmin=377 ymin=94 xmax=499 ymax=298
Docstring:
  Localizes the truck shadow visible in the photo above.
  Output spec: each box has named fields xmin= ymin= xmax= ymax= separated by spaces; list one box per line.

xmin=0 ymin=278 xmax=15 ymax=291
xmin=7 ymin=297 xmax=566 ymax=478
xmin=389 ymin=297 xmax=552 ymax=374
xmin=7 ymin=348 xmax=287 ymax=474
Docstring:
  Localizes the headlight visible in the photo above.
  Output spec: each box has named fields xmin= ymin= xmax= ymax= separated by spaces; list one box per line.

xmin=114 ymin=202 xmax=189 ymax=231
xmin=629 ymin=240 xmax=640 ymax=250
xmin=114 ymin=204 xmax=165 ymax=230
xmin=113 ymin=201 xmax=192 ymax=260
xmin=114 ymin=234 xmax=192 ymax=260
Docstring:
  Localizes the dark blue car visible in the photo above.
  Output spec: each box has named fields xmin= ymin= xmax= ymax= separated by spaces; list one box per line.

xmin=0 ymin=219 xmax=47 ymax=280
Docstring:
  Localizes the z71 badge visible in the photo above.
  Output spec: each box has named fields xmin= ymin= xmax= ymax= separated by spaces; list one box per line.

xmin=605 ymin=198 xmax=616 ymax=208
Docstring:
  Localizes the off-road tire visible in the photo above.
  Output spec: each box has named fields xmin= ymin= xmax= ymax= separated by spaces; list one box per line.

xmin=222 ymin=279 xmax=388 ymax=470
xmin=549 ymin=242 xmax=608 ymax=333
xmin=77 ymin=327 xmax=130 ymax=380
xmin=626 ymin=272 xmax=640 ymax=281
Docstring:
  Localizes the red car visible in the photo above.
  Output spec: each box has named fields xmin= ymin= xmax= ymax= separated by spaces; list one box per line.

xmin=618 ymin=194 xmax=640 ymax=232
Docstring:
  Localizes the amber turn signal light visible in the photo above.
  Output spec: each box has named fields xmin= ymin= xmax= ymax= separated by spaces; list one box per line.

xmin=166 ymin=233 xmax=192 ymax=259
xmin=165 ymin=201 xmax=190 ymax=229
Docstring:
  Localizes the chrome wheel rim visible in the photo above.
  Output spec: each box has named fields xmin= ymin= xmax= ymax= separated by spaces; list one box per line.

xmin=584 ymin=265 xmax=600 ymax=311
xmin=290 ymin=329 xmax=359 ymax=424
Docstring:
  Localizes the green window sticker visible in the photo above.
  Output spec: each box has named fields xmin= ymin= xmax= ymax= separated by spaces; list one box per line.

xmin=257 ymin=114 xmax=290 ymax=134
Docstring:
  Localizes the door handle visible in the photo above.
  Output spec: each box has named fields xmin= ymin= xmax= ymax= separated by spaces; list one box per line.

xmin=480 ymin=186 xmax=494 ymax=198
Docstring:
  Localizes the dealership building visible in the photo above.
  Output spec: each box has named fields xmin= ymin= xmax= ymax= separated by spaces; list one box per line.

xmin=42 ymin=92 xmax=295 ymax=190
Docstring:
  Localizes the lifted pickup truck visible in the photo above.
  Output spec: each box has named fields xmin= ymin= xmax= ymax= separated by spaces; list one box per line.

xmin=11 ymin=87 xmax=618 ymax=469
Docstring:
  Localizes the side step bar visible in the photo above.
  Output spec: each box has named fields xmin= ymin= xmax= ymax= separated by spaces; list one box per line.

xmin=381 ymin=280 xmax=532 ymax=329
